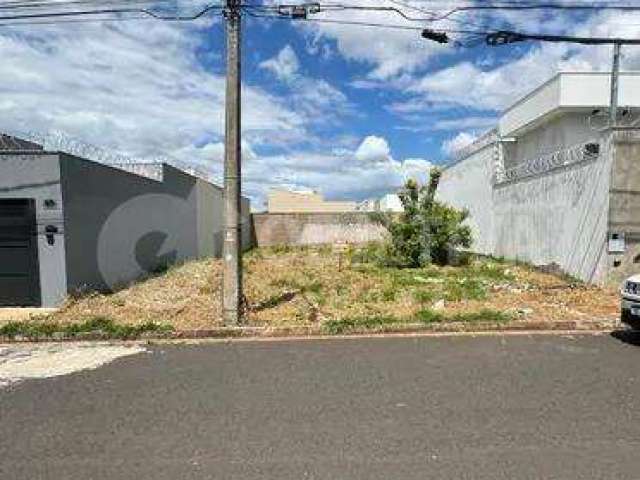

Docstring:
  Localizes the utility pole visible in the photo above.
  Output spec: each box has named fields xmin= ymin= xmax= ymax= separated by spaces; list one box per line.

xmin=610 ymin=42 xmax=622 ymax=128
xmin=223 ymin=0 xmax=242 ymax=325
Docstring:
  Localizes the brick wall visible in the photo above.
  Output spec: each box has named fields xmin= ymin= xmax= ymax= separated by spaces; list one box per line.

xmin=252 ymin=212 xmax=387 ymax=247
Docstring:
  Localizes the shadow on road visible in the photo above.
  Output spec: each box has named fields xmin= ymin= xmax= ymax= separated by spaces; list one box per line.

xmin=610 ymin=329 xmax=640 ymax=346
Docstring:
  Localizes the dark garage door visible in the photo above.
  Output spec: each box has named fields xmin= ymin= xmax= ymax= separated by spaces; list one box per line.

xmin=0 ymin=199 xmax=40 ymax=306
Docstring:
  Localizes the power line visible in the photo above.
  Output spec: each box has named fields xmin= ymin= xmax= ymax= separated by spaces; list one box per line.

xmin=0 ymin=1 xmax=637 ymax=51
xmin=0 ymin=13 xmax=185 ymax=27
xmin=486 ymin=30 xmax=640 ymax=46
xmin=245 ymin=9 xmax=491 ymax=36
xmin=242 ymin=5 xmax=492 ymax=35
xmin=1 ymin=1 xmax=639 ymax=37
xmin=0 ymin=0 xmax=167 ymax=8
xmin=385 ymin=0 xmax=489 ymax=31
xmin=423 ymin=2 xmax=640 ymax=21
xmin=0 ymin=2 xmax=223 ymax=22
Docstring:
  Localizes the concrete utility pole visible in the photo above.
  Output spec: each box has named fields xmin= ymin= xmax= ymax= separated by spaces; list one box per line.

xmin=222 ymin=0 xmax=242 ymax=325
xmin=610 ymin=42 xmax=622 ymax=128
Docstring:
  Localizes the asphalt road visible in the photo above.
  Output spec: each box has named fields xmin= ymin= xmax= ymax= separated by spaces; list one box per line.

xmin=2 ymin=332 xmax=640 ymax=479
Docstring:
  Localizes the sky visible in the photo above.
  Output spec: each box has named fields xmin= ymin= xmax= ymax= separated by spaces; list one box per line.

xmin=2 ymin=0 xmax=640 ymax=210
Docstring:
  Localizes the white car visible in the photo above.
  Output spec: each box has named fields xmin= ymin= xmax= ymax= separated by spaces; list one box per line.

xmin=621 ymin=274 xmax=640 ymax=329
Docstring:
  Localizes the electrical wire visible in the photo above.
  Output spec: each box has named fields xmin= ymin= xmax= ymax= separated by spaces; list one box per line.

xmin=0 ymin=13 xmax=154 ymax=26
xmin=385 ymin=0 xmax=493 ymax=31
xmin=243 ymin=7 xmax=490 ymax=36
xmin=0 ymin=2 xmax=222 ymax=22
xmin=0 ymin=0 xmax=163 ymax=7
xmin=412 ymin=2 xmax=640 ymax=21
xmin=0 ymin=0 xmax=638 ymax=47
xmin=487 ymin=29 xmax=640 ymax=45
xmin=0 ymin=0 xmax=171 ymax=9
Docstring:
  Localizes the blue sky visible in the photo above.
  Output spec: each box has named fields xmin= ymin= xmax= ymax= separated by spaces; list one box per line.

xmin=1 ymin=0 xmax=640 ymax=209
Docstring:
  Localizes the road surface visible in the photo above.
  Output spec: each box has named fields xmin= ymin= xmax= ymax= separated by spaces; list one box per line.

xmin=2 ymin=332 xmax=640 ymax=479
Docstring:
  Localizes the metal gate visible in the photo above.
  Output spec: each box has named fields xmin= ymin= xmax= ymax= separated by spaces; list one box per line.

xmin=0 ymin=199 xmax=41 ymax=306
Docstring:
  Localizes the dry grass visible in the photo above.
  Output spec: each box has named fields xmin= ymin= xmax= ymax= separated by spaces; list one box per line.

xmin=42 ymin=244 xmax=620 ymax=331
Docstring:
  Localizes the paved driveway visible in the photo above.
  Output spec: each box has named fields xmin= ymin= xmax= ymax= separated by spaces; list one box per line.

xmin=2 ymin=332 xmax=640 ymax=479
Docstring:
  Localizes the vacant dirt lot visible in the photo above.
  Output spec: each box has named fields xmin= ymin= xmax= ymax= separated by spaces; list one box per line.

xmin=38 ymin=246 xmax=619 ymax=331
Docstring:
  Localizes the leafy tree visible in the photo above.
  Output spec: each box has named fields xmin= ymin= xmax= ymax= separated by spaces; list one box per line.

xmin=373 ymin=168 xmax=473 ymax=267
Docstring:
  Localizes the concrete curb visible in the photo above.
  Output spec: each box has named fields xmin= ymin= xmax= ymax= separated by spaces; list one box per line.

xmin=0 ymin=319 xmax=616 ymax=344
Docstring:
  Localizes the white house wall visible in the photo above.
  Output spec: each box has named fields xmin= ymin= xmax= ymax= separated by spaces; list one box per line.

xmin=500 ymin=72 xmax=640 ymax=137
xmin=560 ymin=73 xmax=640 ymax=108
xmin=493 ymin=147 xmax=611 ymax=283
xmin=438 ymin=111 xmax=613 ymax=283
xmin=500 ymin=75 xmax=561 ymax=137
xmin=437 ymin=144 xmax=496 ymax=255
xmin=504 ymin=113 xmax=602 ymax=171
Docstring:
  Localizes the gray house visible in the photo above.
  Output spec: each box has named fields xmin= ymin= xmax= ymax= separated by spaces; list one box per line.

xmin=0 ymin=134 xmax=251 ymax=307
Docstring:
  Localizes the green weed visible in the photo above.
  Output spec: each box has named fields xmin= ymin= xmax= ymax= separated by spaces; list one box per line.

xmin=414 ymin=309 xmax=445 ymax=323
xmin=413 ymin=289 xmax=436 ymax=306
xmin=0 ymin=316 xmax=173 ymax=340
xmin=323 ymin=315 xmax=400 ymax=335
xmin=449 ymin=309 xmax=513 ymax=323
xmin=444 ymin=279 xmax=487 ymax=301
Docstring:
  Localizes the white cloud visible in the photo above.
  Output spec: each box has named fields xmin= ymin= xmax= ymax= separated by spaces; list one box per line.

xmin=0 ymin=20 xmax=304 ymax=160
xmin=405 ymin=10 xmax=640 ymax=112
xmin=409 ymin=44 xmax=575 ymax=111
xmin=293 ymin=78 xmax=350 ymax=121
xmin=161 ymin=132 xmax=431 ymax=206
xmin=259 ymin=44 xmax=300 ymax=82
xmin=288 ymin=0 xmax=448 ymax=80
xmin=0 ymin=20 xmax=355 ymax=207
xmin=396 ymin=116 xmax=497 ymax=133
xmin=355 ymin=135 xmax=392 ymax=163
xmin=259 ymin=44 xmax=352 ymax=124
xmin=442 ymin=132 xmax=477 ymax=157
xmin=400 ymin=158 xmax=433 ymax=183
xmin=167 ymin=130 xmax=432 ymax=205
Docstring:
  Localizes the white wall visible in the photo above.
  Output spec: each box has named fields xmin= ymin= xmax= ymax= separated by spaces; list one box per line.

xmin=500 ymin=72 xmax=640 ymax=137
xmin=493 ymin=148 xmax=611 ymax=283
xmin=500 ymin=74 xmax=561 ymax=137
xmin=437 ymin=144 xmax=496 ymax=255
xmin=504 ymin=113 xmax=601 ymax=170
xmin=438 ymin=111 xmax=613 ymax=283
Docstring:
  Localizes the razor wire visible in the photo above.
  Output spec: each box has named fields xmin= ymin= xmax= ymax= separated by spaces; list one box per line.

xmin=496 ymin=141 xmax=601 ymax=184
xmin=0 ymin=132 xmax=43 ymax=151
xmin=452 ymin=129 xmax=498 ymax=162
xmin=3 ymin=129 xmax=214 ymax=182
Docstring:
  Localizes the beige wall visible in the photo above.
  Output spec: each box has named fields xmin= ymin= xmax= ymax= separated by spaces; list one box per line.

xmin=268 ymin=190 xmax=356 ymax=213
xmin=606 ymin=131 xmax=640 ymax=284
xmin=253 ymin=212 xmax=387 ymax=246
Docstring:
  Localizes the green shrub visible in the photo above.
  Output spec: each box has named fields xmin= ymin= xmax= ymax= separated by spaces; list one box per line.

xmin=372 ymin=168 xmax=472 ymax=267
